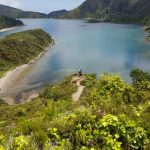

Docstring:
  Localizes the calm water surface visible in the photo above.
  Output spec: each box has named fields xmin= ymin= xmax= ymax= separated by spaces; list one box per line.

xmin=0 ymin=19 xmax=150 ymax=102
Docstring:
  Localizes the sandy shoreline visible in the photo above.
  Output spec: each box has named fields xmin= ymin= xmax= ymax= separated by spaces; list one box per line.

xmin=0 ymin=64 xmax=28 ymax=91
xmin=0 ymin=26 xmax=21 ymax=33
xmin=0 ymin=41 xmax=54 ymax=104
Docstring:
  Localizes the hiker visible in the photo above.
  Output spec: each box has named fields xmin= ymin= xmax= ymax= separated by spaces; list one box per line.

xmin=78 ymin=69 xmax=83 ymax=77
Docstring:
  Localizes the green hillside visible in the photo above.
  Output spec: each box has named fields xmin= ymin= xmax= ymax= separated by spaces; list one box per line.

xmin=48 ymin=9 xmax=68 ymax=18
xmin=0 ymin=69 xmax=150 ymax=149
xmin=63 ymin=0 xmax=150 ymax=25
xmin=0 ymin=15 xmax=23 ymax=30
xmin=0 ymin=29 xmax=52 ymax=77
xmin=0 ymin=4 xmax=48 ymax=18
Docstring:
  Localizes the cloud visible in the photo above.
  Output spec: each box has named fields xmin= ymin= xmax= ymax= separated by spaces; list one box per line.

xmin=0 ymin=0 xmax=22 ymax=8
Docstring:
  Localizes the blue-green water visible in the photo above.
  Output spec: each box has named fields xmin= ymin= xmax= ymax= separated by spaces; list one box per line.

xmin=1 ymin=19 xmax=150 ymax=102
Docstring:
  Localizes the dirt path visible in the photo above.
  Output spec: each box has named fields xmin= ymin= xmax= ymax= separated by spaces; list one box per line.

xmin=72 ymin=76 xmax=85 ymax=102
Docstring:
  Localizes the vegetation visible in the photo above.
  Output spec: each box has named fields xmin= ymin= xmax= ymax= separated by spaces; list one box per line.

xmin=0 ymin=29 xmax=52 ymax=77
xmin=0 ymin=69 xmax=150 ymax=149
xmin=48 ymin=10 xmax=68 ymax=18
xmin=86 ymin=19 xmax=101 ymax=23
xmin=145 ymin=26 xmax=150 ymax=32
xmin=0 ymin=4 xmax=48 ymax=18
xmin=0 ymin=1 xmax=150 ymax=149
xmin=0 ymin=15 xmax=23 ymax=30
xmin=145 ymin=26 xmax=150 ymax=41
xmin=62 ymin=0 xmax=150 ymax=25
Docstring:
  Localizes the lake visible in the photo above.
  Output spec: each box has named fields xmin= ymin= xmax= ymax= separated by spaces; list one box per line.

xmin=0 ymin=19 xmax=150 ymax=103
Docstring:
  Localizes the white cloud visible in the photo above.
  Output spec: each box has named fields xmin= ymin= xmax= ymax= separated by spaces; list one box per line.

xmin=0 ymin=0 xmax=22 ymax=8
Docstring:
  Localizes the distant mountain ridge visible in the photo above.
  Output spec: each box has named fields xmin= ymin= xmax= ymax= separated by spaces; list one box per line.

xmin=48 ymin=9 xmax=68 ymax=18
xmin=1 ymin=1 xmax=150 ymax=25
xmin=0 ymin=4 xmax=48 ymax=18
xmin=62 ymin=0 xmax=150 ymax=25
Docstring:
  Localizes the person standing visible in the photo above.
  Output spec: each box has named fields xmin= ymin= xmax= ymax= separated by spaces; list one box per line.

xmin=78 ymin=69 xmax=83 ymax=77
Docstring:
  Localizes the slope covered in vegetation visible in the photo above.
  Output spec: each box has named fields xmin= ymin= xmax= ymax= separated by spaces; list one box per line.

xmin=0 ymin=69 xmax=150 ymax=149
xmin=63 ymin=0 xmax=150 ymax=25
xmin=0 ymin=4 xmax=48 ymax=18
xmin=0 ymin=29 xmax=52 ymax=77
xmin=48 ymin=10 xmax=68 ymax=18
xmin=0 ymin=15 xmax=23 ymax=30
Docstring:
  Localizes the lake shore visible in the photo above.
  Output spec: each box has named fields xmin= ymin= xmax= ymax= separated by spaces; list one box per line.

xmin=0 ymin=26 xmax=23 ymax=32
xmin=0 ymin=41 xmax=55 ymax=104
xmin=144 ymin=26 xmax=150 ymax=41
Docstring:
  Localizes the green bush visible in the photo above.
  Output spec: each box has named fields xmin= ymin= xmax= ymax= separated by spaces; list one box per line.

xmin=13 ymin=135 xmax=29 ymax=150
xmin=0 ymin=15 xmax=23 ymax=30
xmin=33 ymin=130 xmax=49 ymax=149
xmin=130 ymin=69 xmax=150 ymax=83
xmin=0 ymin=71 xmax=150 ymax=149
xmin=39 ymin=76 xmax=76 ymax=101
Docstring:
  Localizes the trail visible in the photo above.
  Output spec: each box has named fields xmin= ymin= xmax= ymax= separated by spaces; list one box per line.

xmin=72 ymin=76 xmax=85 ymax=102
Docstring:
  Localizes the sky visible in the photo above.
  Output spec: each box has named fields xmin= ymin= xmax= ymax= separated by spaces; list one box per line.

xmin=0 ymin=0 xmax=85 ymax=13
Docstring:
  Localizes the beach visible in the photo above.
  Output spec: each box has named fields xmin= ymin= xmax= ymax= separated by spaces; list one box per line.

xmin=0 ymin=24 xmax=25 ymax=33
xmin=0 ymin=26 xmax=22 ymax=33
xmin=0 ymin=64 xmax=30 ymax=104
xmin=0 ymin=42 xmax=54 ymax=104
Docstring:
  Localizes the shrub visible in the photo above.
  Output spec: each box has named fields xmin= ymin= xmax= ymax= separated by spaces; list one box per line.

xmin=33 ymin=130 xmax=49 ymax=149
xmin=13 ymin=135 xmax=29 ymax=150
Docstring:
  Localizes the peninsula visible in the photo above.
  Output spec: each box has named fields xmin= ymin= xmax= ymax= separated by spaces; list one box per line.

xmin=0 ymin=29 xmax=53 ymax=103
xmin=0 ymin=29 xmax=52 ymax=77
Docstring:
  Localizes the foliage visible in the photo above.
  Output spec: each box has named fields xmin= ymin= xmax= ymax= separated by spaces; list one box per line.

xmin=0 ymin=70 xmax=150 ymax=149
xmin=0 ymin=29 xmax=52 ymax=77
xmin=47 ymin=112 xmax=149 ymax=149
xmin=13 ymin=135 xmax=29 ymax=150
xmin=145 ymin=26 xmax=150 ymax=33
xmin=33 ymin=130 xmax=49 ymax=149
xmin=39 ymin=75 xmax=77 ymax=101
xmin=97 ymin=114 xmax=148 ymax=149
xmin=145 ymin=26 xmax=150 ymax=41
xmin=130 ymin=69 xmax=150 ymax=82
xmin=0 ymin=15 xmax=23 ymax=30
xmin=63 ymin=0 xmax=150 ymax=25
xmin=48 ymin=10 xmax=68 ymax=18
xmin=0 ymin=4 xmax=47 ymax=18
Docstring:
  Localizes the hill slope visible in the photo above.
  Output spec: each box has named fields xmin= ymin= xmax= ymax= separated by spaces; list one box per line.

xmin=0 ymin=29 xmax=52 ymax=77
xmin=48 ymin=9 xmax=68 ymax=18
xmin=0 ymin=4 xmax=48 ymax=18
xmin=63 ymin=0 xmax=150 ymax=25
xmin=0 ymin=70 xmax=150 ymax=149
xmin=0 ymin=15 xmax=23 ymax=30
